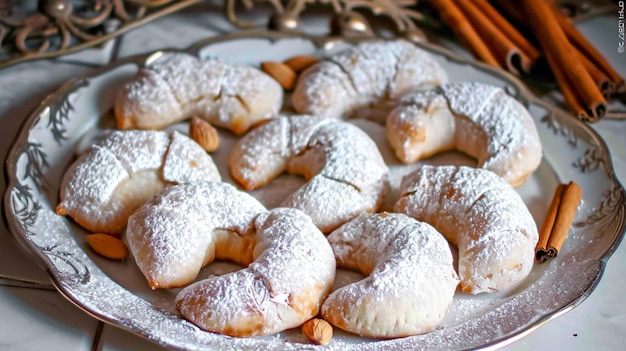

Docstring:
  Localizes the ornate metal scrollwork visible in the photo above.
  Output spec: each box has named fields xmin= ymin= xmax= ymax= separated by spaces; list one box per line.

xmin=0 ymin=0 xmax=202 ymax=68
xmin=0 ymin=0 xmax=617 ymax=69
xmin=225 ymin=0 xmax=427 ymax=40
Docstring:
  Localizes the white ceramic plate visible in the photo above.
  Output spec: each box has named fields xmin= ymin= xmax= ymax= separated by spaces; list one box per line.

xmin=4 ymin=32 xmax=626 ymax=350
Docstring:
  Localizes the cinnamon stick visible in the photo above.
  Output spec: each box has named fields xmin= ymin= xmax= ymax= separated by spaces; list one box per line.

xmin=521 ymin=0 xmax=607 ymax=120
xmin=489 ymin=0 xmax=534 ymax=39
xmin=535 ymin=184 xmax=564 ymax=261
xmin=553 ymin=7 xmax=625 ymax=89
xmin=474 ymin=0 xmax=541 ymax=66
xmin=547 ymin=181 xmax=583 ymax=257
xmin=542 ymin=40 xmax=591 ymax=120
xmin=578 ymin=49 xmax=611 ymax=95
xmin=535 ymin=181 xmax=583 ymax=263
xmin=456 ymin=1 xmax=532 ymax=74
xmin=493 ymin=0 xmax=621 ymax=91
xmin=430 ymin=0 xmax=500 ymax=68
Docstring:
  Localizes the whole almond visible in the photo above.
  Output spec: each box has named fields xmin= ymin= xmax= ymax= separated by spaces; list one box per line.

xmin=283 ymin=55 xmax=319 ymax=73
xmin=302 ymin=318 xmax=333 ymax=345
xmin=86 ymin=234 xmax=129 ymax=260
xmin=261 ymin=61 xmax=297 ymax=90
xmin=189 ymin=116 xmax=220 ymax=152
xmin=55 ymin=204 xmax=67 ymax=216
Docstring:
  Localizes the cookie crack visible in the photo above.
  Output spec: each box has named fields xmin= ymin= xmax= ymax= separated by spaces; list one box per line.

xmin=325 ymin=58 xmax=360 ymax=96
xmin=320 ymin=174 xmax=361 ymax=193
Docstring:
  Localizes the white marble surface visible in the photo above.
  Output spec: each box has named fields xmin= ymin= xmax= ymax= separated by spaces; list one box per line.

xmin=0 ymin=5 xmax=625 ymax=351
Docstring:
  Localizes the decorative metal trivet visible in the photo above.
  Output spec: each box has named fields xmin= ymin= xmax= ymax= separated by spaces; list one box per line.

xmin=0 ymin=0 xmax=617 ymax=69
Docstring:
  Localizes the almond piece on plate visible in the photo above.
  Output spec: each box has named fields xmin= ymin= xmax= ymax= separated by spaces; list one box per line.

xmin=261 ymin=61 xmax=297 ymax=90
xmin=189 ymin=116 xmax=220 ymax=152
xmin=283 ymin=55 xmax=319 ymax=73
xmin=86 ymin=234 xmax=129 ymax=260
xmin=302 ymin=318 xmax=333 ymax=345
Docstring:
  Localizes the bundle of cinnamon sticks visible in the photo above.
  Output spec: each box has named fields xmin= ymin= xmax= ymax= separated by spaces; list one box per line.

xmin=429 ymin=0 xmax=624 ymax=122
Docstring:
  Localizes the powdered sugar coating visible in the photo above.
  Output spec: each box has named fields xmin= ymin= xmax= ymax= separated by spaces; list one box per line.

xmin=57 ymin=130 xmax=220 ymax=234
xmin=229 ymin=115 xmax=390 ymax=232
xmin=150 ymin=53 xmax=224 ymax=102
xmin=157 ymin=206 xmax=336 ymax=337
xmin=127 ymin=181 xmax=265 ymax=289
xmin=292 ymin=40 xmax=448 ymax=118
xmin=115 ymin=52 xmax=283 ymax=134
xmin=162 ymin=131 xmax=220 ymax=183
xmin=387 ymin=82 xmax=542 ymax=187
xmin=58 ymin=145 xmax=129 ymax=231
xmin=322 ymin=213 xmax=459 ymax=338
xmin=99 ymin=129 xmax=170 ymax=175
xmin=394 ymin=165 xmax=539 ymax=294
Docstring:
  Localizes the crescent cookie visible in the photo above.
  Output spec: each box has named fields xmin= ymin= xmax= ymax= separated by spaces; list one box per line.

xmin=56 ymin=130 xmax=220 ymax=234
xmin=127 ymin=181 xmax=265 ymax=289
xmin=321 ymin=213 xmax=459 ymax=338
xmin=115 ymin=52 xmax=283 ymax=134
xmin=228 ymin=115 xmax=390 ymax=233
xmin=292 ymin=40 xmax=448 ymax=119
xmin=386 ymin=81 xmax=542 ymax=187
xmin=394 ymin=165 xmax=539 ymax=294
xmin=175 ymin=207 xmax=335 ymax=337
